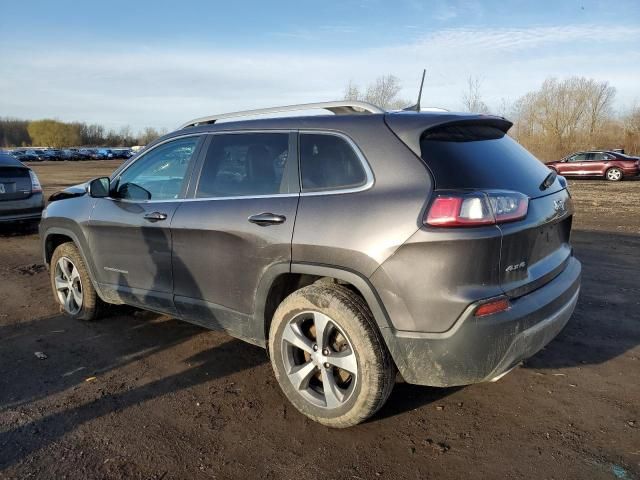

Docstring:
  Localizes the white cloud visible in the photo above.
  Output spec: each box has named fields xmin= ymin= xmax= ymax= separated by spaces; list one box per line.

xmin=0 ymin=24 xmax=638 ymax=131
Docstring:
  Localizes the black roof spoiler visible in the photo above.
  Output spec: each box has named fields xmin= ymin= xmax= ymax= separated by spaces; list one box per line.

xmin=384 ymin=112 xmax=512 ymax=158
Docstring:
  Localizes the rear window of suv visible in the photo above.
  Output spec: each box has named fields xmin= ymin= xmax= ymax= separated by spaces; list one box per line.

xmin=419 ymin=124 xmax=560 ymax=198
xmin=300 ymin=133 xmax=367 ymax=192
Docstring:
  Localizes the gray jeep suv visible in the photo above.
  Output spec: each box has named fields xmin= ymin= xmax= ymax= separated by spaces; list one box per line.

xmin=40 ymin=101 xmax=581 ymax=427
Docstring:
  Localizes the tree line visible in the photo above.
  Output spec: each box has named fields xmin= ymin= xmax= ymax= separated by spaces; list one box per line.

xmin=0 ymin=118 xmax=167 ymax=149
xmin=347 ymin=74 xmax=640 ymax=161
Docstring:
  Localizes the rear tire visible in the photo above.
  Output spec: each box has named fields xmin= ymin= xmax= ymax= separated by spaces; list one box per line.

xmin=50 ymin=242 xmax=103 ymax=321
xmin=606 ymin=167 xmax=623 ymax=181
xmin=269 ymin=283 xmax=395 ymax=428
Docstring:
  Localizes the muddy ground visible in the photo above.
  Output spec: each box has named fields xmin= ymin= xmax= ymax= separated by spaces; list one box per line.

xmin=0 ymin=161 xmax=638 ymax=480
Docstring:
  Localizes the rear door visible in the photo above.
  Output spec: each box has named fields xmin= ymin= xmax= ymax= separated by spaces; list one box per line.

xmin=497 ymin=190 xmax=573 ymax=297
xmin=170 ymin=131 xmax=298 ymax=342
xmin=417 ymin=122 xmax=573 ymax=297
xmin=86 ymin=135 xmax=203 ymax=313
xmin=586 ymin=152 xmax=608 ymax=175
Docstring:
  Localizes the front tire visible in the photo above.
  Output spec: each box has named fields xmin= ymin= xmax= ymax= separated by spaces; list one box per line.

xmin=268 ymin=284 xmax=395 ymax=428
xmin=606 ymin=167 xmax=623 ymax=181
xmin=50 ymin=242 xmax=102 ymax=320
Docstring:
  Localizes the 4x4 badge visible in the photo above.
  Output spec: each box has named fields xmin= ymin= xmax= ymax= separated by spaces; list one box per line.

xmin=505 ymin=261 xmax=527 ymax=273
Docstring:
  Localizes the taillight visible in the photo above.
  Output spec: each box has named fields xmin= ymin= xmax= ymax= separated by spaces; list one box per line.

xmin=28 ymin=170 xmax=42 ymax=193
xmin=425 ymin=190 xmax=528 ymax=227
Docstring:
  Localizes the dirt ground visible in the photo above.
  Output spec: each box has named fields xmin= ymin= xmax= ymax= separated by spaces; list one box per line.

xmin=1 ymin=161 xmax=638 ymax=480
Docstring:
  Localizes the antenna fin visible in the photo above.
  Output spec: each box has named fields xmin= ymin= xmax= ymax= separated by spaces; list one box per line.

xmin=403 ymin=69 xmax=426 ymax=112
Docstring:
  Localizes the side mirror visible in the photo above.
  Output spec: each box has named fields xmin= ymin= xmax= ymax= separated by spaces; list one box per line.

xmin=88 ymin=177 xmax=110 ymax=198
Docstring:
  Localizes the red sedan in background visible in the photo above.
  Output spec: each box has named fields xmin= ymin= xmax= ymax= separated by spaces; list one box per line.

xmin=547 ymin=151 xmax=640 ymax=181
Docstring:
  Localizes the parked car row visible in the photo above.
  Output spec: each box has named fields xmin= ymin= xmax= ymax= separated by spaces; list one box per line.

xmin=6 ymin=147 xmax=134 ymax=162
xmin=547 ymin=150 xmax=640 ymax=181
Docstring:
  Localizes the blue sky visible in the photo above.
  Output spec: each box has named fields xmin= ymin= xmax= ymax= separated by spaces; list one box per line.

xmin=1 ymin=0 xmax=639 ymax=131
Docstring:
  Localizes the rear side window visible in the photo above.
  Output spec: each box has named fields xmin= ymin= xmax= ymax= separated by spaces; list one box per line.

xmin=196 ymin=133 xmax=290 ymax=198
xmin=300 ymin=134 xmax=367 ymax=192
xmin=420 ymin=124 xmax=560 ymax=198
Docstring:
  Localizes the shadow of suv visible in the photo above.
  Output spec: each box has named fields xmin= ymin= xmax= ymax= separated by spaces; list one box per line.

xmin=40 ymin=101 xmax=581 ymax=427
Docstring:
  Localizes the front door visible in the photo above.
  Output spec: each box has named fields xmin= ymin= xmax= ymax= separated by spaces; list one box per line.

xmin=561 ymin=153 xmax=588 ymax=175
xmin=87 ymin=135 xmax=203 ymax=313
xmin=170 ymin=132 xmax=298 ymax=342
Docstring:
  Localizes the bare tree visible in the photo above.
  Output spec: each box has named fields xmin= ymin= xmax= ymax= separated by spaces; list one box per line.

xmin=510 ymin=76 xmax=621 ymax=160
xmin=495 ymin=97 xmax=513 ymax=118
xmin=344 ymin=75 xmax=410 ymax=110
xmin=138 ymin=127 xmax=166 ymax=146
xmin=585 ymin=80 xmax=616 ymax=136
xmin=461 ymin=76 xmax=490 ymax=114
xmin=622 ymin=103 xmax=640 ymax=153
xmin=343 ymin=81 xmax=362 ymax=103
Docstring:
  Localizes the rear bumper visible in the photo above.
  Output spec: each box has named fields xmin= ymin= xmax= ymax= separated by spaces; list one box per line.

xmin=0 ymin=194 xmax=45 ymax=223
xmin=621 ymin=167 xmax=640 ymax=177
xmin=383 ymin=256 xmax=581 ymax=387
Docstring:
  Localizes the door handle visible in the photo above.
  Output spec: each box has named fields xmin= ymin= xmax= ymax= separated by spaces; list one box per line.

xmin=143 ymin=211 xmax=168 ymax=222
xmin=248 ymin=212 xmax=286 ymax=226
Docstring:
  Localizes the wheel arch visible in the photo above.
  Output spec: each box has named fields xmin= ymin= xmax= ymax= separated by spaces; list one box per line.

xmin=255 ymin=263 xmax=394 ymax=350
xmin=42 ymin=226 xmax=108 ymax=303
xmin=605 ymin=165 xmax=623 ymax=180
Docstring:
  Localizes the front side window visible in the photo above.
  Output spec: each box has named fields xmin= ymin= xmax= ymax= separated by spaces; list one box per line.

xmin=568 ymin=153 xmax=587 ymax=162
xmin=196 ymin=133 xmax=290 ymax=198
xmin=299 ymin=133 xmax=367 ymax=192
xmin=115 ymin=136 xmax=200 ymax=201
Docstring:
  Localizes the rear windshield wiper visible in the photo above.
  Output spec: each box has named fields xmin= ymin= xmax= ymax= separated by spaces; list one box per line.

xmin=540 ymin=170 xmax=557 ymax=191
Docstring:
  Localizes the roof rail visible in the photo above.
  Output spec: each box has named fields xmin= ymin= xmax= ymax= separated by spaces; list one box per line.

xmin=179 ymin=100 xmax=385 ymax=129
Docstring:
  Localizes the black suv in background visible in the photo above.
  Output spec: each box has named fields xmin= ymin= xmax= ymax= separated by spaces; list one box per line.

xmin=40 ymin=101 xmax=581 ymax=427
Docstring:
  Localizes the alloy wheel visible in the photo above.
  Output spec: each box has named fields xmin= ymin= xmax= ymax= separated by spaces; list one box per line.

xmin=54 ymin=256 xmax=83 ymax=315
xmin=281 ymin=311 xmax=358 ymax=409
xmin=607 ymin=168 xmax=622 ymax=181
